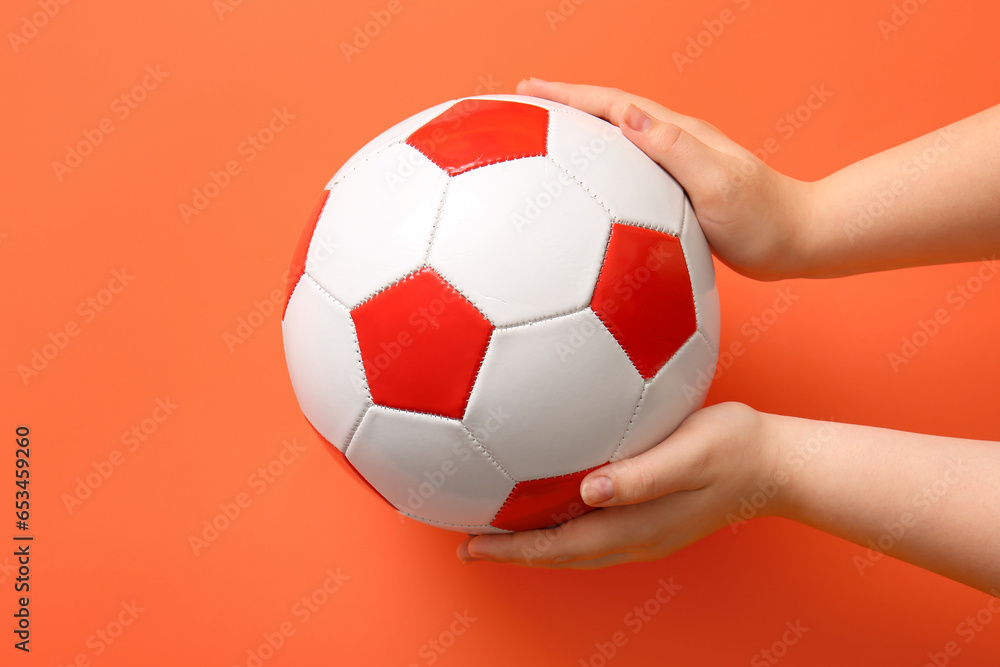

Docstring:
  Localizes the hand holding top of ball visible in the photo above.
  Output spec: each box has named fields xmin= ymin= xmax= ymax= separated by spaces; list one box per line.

xmin=516 ymin=79 xmax=816 ymax=282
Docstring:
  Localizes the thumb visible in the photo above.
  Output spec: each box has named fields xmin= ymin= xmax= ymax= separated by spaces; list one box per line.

xmin=619 ymin=103 xmax=728 ymax=200
xmin=579 ymin=429 xmax=704 ymax=507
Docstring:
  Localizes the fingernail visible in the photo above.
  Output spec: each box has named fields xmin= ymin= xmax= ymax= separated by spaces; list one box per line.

xmin=624 ymin=104 xmax=652 ymax=132
xmin=516 ymin=79 xmax=530 ymax=95
xmin=457 ymin=538 xmax=480 ymax=563
xmin=581 ymin=475 xmax=614 ymax=505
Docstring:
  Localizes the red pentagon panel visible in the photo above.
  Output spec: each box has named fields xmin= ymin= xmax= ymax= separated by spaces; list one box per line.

xmin=491 ymin=466 xmax=601 ymax=532
xmin=306 ymin=418 xmax=393 ymax=508
xmin=406 ymin=100 xmax=549 ymax=176
xmin=351 ymin=268 xmax=493 ymax=420
xmin=591 ymin=224 xmax=696 ymax=379
xmin=283 ymin=189 xmax=330 ymax=319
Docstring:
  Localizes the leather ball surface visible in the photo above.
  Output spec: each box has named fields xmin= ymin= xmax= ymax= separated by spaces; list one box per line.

xmin=281 ymin=95 xmax=720 ymax=533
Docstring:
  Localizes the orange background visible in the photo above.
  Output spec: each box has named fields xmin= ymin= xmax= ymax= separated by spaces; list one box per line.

xmin=3 ymin=0 xmax=1000 ymax=665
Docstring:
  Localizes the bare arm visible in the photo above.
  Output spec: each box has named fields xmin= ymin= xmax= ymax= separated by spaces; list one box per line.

xmin=514 ymin=79 xmax=1000 ymax=280
xmin=803 ymin=105 xmax=1000 ymax=277
xmin=461 ymin=404 xmax=1000 ymax=595
xmin=770 ymin=414 xmax=1000 ymax=593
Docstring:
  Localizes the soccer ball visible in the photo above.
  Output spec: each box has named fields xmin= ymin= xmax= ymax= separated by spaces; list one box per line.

xmin=282 ymin=95 xmax=719 ymax=534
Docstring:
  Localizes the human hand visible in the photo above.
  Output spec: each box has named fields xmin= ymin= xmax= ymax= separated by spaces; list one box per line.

xmin=516 ymin=78 xmax=815 ymax=281
xmin=457 ymin=402 xmax=778 ymax=568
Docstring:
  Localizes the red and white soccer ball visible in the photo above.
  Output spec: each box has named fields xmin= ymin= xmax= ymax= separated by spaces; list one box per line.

xmin=282 ymin=95 xmax=719 ymax=534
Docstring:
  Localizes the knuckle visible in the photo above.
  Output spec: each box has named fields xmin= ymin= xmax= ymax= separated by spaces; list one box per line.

xmin=708 ymin=158 xmax=746 ymax=202
xmin=613 ymin=100 xmax=632 ymax=125
xmin=605 ymin=86 xmax=627 ymax=99
xmin=619 ymin=456 xmax=659 ymax=499
xmin=684 ymin=444 xmax=713 ymax=488
xmin=654 ymin=123 xmax=684 ymax=155
xmin=637 ymin=460 xmax=659 ymax=498
xmin=694 ymin=117 xmax=721 ymax=134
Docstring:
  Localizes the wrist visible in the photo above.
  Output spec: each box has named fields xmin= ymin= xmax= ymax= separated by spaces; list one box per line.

xmin=774 ymin=175 xmax=824 ymax=280
xmin=737 ymin=172 xmax=822 ymax=282
xmin=785 ymin=174 xmax=866 ymax=280
xmin=753 ymin=410 xmax=799 ymax=520
xmin=707 ymin=403 xmax=789 ymax=520
xmin=761 ymin=412 xmax=846 ymax=523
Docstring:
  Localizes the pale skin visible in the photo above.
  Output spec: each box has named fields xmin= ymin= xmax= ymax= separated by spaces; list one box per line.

xmin=456 ymin=79 xmax=1000 ymax=594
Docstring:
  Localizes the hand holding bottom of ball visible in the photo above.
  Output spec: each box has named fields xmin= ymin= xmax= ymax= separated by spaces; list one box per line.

xmin=457 ymin=402 xmax=777 ymax=568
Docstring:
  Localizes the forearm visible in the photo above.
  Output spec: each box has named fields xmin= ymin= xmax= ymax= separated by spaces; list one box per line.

xmin=766 ymin=412 xmax=1000 ymax=593
xmin=798 ymin=104 xmax=1000 ymax=278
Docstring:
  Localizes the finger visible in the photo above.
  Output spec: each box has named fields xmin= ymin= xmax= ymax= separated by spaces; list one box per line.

xmin=463 ymin=503 xmax=658 ymax=566
xmin=459 ymin=532 xmax=635 ymax=569
xmin=580 ymin=414 xmax=711 ymax=507
xmin=549 ymin=552 xmax=637 ymax=570
xmin=517 ymin=79 xmax=743 ymax=159
xmin=456 ymin=536 xmax=477 ymax=563
xmin=517 ymin=78 xmax=692 ymax=130
xmin=616 ymin=103 xmax=734 ymax=205
xmin=507 ymin=551 xmax=638 ymax=571
xmin=517 ymin=78 xmax=633 ymax=121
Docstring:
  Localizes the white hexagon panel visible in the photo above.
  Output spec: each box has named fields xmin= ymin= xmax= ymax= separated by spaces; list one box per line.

xmin=681 ymin=198 xmax=721 ymax=352
xmin=613 ymin=331 xmax=717 ymax=462
xmin=282 ymin=94 xmax=719 ymax=534
xmin=307 ymin=142 xmax=449 ymax=309
xmin=282 ymin=274 xmax=369 ymax=452
xmin=464 ymin=309 xmax=644 ymax=482
xmin=546 ymin=106 xmax=687 ymax=233
xmin=346 ymin=406 xmax=516 ymax=530
xmin=428 ymin=155 xmax=611 ymax=327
